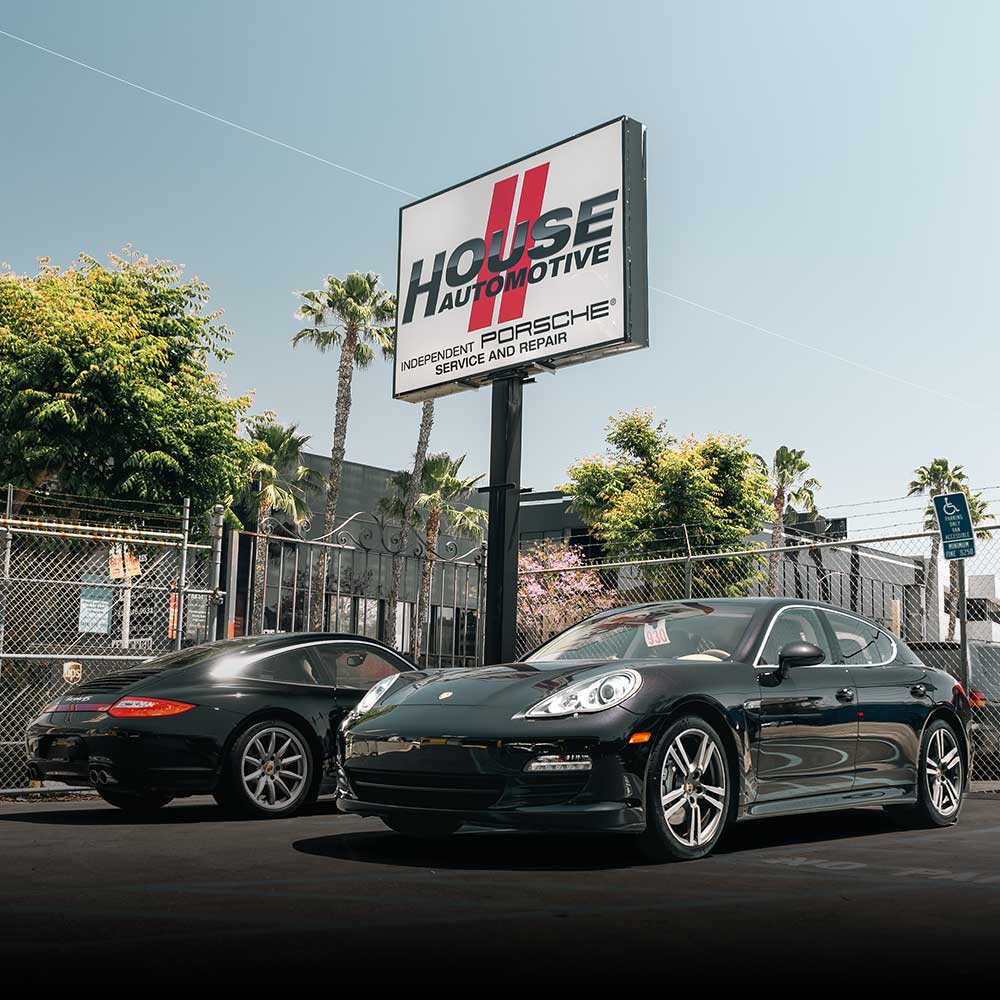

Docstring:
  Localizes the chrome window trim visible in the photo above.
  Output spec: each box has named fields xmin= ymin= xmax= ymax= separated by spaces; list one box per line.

xmin=752 ymin=605 xmax=833 ymax=669
xmin=822 ymin=608 xmax=898 ymax=668
xmin=753 ymin=606 xmax=898 ymax=669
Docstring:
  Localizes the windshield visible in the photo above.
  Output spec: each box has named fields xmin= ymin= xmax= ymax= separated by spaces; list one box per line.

xmin=525 ymin=603 xmax=755 ymax=663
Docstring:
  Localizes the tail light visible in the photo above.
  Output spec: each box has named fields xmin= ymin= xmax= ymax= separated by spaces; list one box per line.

xmin=969 ymin=690 xmax=987 ymax=709
xmin=108 ymin=697 xmax=195 ymax=718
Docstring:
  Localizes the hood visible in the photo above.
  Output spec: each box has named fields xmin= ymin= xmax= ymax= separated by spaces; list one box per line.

xmin=380 ymin=660 xmax=625 ymax=712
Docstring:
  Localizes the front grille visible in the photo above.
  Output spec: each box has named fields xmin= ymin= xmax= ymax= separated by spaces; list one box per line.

xmin=504 ymin=775 xmax=590 ymax=807
xmin=346 ymin=767 xmax=504 ymax=811
xmin=71 ymin=667 xmax=161 ymax=695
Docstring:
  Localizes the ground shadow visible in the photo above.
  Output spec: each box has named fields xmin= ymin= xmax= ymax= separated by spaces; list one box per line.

xmin=0 ymin=795 xmax=343 ymax=826
xmin=292 ymin=807 xmax=902 ymax=871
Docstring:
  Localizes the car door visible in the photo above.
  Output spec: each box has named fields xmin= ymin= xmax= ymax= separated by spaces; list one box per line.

xmin=823 ymin=610 xmax=929 ymax=792
xmin=754 ymin=606 xmax=858 ymax=804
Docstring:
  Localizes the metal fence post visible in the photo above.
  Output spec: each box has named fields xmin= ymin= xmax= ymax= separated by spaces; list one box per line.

xmin=207 ymin=504 xmax=225 ymax=640
xmin=957 ymin=558 xmax=971 ymax=694
xmin=0 ymin=484 xmax=12 ymax=663
xmin=174 ymin=498 xmax=191 ymax=651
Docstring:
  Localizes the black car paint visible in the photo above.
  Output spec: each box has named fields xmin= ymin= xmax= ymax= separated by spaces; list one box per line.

xmin=338 ymin=599 xmax=971 ymax=832
xmin=25 ymin=634 xmax=415 ymax=797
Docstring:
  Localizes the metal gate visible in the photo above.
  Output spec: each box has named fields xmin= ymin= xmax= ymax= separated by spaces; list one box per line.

xmin=232 ymin=513 xmax=485 ymax=669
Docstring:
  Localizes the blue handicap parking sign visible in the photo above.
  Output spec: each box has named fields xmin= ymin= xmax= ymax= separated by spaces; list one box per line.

xmin=932 ymin=492 xmax=976 ymax=561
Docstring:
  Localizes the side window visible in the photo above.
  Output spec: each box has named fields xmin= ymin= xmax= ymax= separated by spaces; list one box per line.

xmin=313 ymin=644 xmax=404 ymax=691
xmin=758 ymin=609 xmax=834 ymax=665
xmin=827 ymin=614 xmax=895 ymax=666
xmin=252 ymin=648 xmax=322 ymax=685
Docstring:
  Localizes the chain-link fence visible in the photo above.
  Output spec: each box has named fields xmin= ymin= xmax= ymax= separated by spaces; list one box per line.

xmin=0 ymin=502 xmax=223 ymax=788
xmin=518 ymin=526 xmax=1000 ymax=790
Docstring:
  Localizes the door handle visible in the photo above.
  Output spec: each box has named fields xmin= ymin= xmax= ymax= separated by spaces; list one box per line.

xmin=911 ymin=684 xmax=928 ymax=698
xmin=836 ymin=688 xmax=856 ymax=703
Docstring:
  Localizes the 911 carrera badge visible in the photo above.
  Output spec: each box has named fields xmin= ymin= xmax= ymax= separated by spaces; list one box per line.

xmin=438 ymin=691 xmax=453 ymax=700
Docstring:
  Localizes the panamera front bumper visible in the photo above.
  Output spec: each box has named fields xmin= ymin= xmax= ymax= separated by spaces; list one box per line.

xmin=338 ymin=726 xmax=650 ymax=833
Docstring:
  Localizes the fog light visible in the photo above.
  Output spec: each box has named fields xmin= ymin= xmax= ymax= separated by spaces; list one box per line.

xmin=524 ymin=754 xmax=593 ymax=773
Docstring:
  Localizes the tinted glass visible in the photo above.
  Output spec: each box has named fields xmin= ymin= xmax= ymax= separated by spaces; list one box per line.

xmin=827 ymin=614 xmax=894 ymax=665
xmin=758 ymin=608 xmax=833 ymax=666
xmin=525 ymin=603 xmax=755 ymax=663
xmin=314 ymin=644 xmax=404 ymax=690
xmin=251 ymin=648 xmax=322 ymax=685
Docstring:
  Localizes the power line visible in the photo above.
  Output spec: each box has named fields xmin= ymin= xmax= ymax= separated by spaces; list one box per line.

xmin=651 ymin=288 xmax=970 ymax=408
xmin=0 ymin=26 xmax=985 ymax=405
xmin=0 ymin=28 xmax=415 ymax=198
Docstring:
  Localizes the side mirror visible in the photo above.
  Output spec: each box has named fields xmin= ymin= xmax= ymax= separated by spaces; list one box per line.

xmin=776 ymin=641 xmax=825 ymax=677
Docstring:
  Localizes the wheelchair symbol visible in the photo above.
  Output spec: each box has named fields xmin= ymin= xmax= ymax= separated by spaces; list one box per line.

xmin=942 ymin=498 xmax=960 ymax=516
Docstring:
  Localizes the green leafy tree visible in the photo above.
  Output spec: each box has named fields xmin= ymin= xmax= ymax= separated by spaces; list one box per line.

xmin=908 ymin=459 xmax=968 ymax=638
xmin=240 ymin=416 xmax=322 ymax=634
xmin=382 ymin=399 xmax=435 ymax=649
xmin=0 ymin=251 xmax=253 ymax=525
xmin=386 ymin=453 xmax=487 ymax=662
xmin=563 ymin=410 xmax=773 ymax=598
xmin=293 ymin=272 xmax=395 ymax=629
xmin=760 ymin=446 xmax=821 ymax=595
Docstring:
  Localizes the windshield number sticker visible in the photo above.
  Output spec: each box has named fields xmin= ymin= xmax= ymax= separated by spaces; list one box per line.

xmin=644 ymin=622 xmax=670 ymax=647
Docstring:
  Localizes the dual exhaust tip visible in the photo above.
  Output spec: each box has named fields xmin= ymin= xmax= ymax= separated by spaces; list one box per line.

xmin=88 ymin=768 xmax=114 ymax=786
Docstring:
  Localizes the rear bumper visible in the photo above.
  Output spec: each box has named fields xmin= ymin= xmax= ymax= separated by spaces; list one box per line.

xmin=25 ymin=716 xmax=222 ymax=794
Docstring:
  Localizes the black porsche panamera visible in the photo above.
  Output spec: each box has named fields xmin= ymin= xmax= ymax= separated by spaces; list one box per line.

xmin=338 ymin=598 xmax=972 ymax=860
xmin=25 ymin=634 xmax=414 ymax=817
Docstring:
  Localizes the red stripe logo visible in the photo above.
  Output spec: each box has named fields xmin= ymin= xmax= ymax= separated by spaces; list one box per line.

xmin=467 ymin=162 xmax=550 ymax=332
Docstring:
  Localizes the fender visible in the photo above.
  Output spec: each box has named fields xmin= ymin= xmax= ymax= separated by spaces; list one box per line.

xmin=634 ymin=693 xmax=755 ymax=820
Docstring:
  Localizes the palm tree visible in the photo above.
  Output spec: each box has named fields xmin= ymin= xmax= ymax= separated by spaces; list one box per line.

xmin=945 ymin=489 xmax=992 ymax=641
xmin=761 ymin=446 xmax=821 ymax=595
xmin=294 ymin=272 xmax=395 ymax=628
xmin=908 ymin=459 xmax=968 ymax=639
xmin=382 ymin=399 xmax=435 ymax=649
xmin=242 ymin=418 xmax=321 ymax=634
xmin=404 ymin=453 xmax=487 ymax=662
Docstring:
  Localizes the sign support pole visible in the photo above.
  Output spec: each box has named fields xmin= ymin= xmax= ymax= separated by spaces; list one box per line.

xmin=482 ymin=377 xmax=523 ymax=664
xmin=957 ymin=558 xmax=971 ymax=693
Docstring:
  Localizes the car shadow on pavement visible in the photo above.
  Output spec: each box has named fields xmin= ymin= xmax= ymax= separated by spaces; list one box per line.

xmin=292 ymin=807 xmax=903 ymax=871
xmin=0 ymin=796 xmax=343 ymax=825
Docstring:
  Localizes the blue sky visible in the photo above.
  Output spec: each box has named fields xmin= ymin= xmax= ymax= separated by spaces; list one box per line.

xmin=2 ymin=1 xmax=997 ymax=534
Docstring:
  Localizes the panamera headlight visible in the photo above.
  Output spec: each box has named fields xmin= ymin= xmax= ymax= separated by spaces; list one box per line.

xmin=354 ymin=674 xmax=399 ymax=715
xmin=523 ymin=669 xmax=641 ymax=719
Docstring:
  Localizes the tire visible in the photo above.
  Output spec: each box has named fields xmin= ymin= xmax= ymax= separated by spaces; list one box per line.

xmin=216 ymin=720 xmax=315 ymax=819
xmin=885 ymin=718 xmax=964 ymax=829
xmin=97 ymin=788 xmax=173 ymax=814
xmin=637 ymin=715 xmax=733 ymax=862
xmin=381 ymin=813 xmax=464 ymax=839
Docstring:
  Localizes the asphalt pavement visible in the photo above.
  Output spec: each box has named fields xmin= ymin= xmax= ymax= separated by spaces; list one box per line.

xmin=2 ymin=795 xmax=999 ymax=986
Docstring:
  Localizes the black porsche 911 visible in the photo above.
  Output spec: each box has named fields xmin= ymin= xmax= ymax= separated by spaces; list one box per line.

xmin=338 ymin=598 xmax=972 ymax=861
xmin=25 ymin=634 xmax=414 ymax=817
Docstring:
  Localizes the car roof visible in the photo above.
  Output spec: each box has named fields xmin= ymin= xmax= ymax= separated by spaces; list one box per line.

xmin=176 ymin=632 xmax=409 ymax=659
xmin=594 ymin=596 xmax=859 ymax=615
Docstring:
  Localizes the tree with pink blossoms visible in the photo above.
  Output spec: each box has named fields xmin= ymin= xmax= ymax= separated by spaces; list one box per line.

xmin=517 ymin=540 xmax=614 ymax=653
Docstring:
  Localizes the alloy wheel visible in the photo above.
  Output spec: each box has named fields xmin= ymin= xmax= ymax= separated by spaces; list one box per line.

xmin=925 ymin=725 xmax=962 ymax=818
xmin=240 ymin=726 xmax=308 ymax=812
xmin=660 ymin=727 xmax=727 ymax=847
